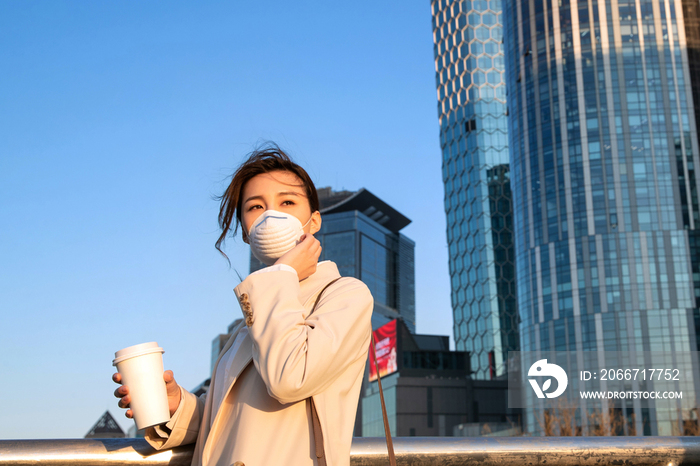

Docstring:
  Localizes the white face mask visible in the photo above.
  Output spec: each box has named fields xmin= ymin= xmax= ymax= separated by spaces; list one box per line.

xmin=247 ymin=210 xmax=313 ymax=266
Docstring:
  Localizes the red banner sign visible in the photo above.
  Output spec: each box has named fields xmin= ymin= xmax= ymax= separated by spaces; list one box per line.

xmin=369 ymin=319 xmax=398 ymax=382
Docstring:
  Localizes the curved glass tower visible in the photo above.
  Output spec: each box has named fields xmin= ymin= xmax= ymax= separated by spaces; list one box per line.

xmin=504 ymin=0 xmax=700 ymax=434
xmin=431 ymin=0 xmax=519 ymax=379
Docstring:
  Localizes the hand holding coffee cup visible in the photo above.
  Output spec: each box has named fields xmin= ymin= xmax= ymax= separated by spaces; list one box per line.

xmin=112 ymin=342 xmax=178 ymax=429
xmin=113 ymin=370 xmax=181 ymax=419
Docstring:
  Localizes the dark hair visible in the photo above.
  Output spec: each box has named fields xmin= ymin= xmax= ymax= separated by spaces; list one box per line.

xmin=215 ymin=144 xmax=320 ymax=256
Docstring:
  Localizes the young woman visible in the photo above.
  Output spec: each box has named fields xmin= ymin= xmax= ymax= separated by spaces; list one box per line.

xmin=113 ymin=147 xmax=374 ymax=466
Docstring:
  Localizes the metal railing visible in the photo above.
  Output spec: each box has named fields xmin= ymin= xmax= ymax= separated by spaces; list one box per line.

xmin=2 ymin=437 xmax=700 ymax=465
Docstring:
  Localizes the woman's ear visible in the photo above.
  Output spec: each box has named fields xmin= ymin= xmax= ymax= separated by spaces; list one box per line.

xmin=309 ymin=211 xmax=322 ymax=235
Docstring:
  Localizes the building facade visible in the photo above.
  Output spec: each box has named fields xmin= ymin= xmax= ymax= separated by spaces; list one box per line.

xmin=431 ymin=0 xmax=519 ymax=379
xmin=504 ymin=0 xmax=700 ymax=435
xmin=362 ymin=319 xmax=515 ymax=436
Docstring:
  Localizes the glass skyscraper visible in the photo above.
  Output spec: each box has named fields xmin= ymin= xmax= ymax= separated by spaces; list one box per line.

xmin=504 ymin=0 xmax=700 ymax=435
xmin=431 ymin=0 xmax=519 ymax=379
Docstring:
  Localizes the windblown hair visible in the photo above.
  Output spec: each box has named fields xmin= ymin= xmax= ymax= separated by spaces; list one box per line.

xmin=215 ymin=144 xmax=320 ymax=257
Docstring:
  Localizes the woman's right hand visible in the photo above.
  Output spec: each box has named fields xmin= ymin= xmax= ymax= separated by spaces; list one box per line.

xmin=112 ymin=370 xmax=182 ymax=418
xmin=275 ymin=233 xmax=322 ymax=280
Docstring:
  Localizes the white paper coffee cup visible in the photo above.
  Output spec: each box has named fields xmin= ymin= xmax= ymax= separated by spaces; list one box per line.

xmin=112 ymin=342 xmax=170 ymax=430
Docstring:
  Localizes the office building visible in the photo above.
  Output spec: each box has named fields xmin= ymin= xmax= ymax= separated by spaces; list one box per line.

xmin=250 ymin=187 xmax=416 ymax=333
xmin=504 ymin=0 xmax=700 ymax=435
xmin=684 ymin=0 xmax=700 ymax=146
xmin=430 ymin=0 xmax=519 ymax=379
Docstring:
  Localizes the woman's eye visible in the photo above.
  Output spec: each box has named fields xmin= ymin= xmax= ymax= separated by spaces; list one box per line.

xmin=282 ymin=200 xmax=295 ymax=206
xmin=248 ymin=204 xmax=263 ymax=211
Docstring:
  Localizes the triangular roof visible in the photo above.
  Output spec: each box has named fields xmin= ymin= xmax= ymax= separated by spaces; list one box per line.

xmin=84 ymin=411 xmax=125 ymax=438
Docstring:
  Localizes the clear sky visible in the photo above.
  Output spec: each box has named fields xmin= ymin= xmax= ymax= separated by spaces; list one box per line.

xmin=0 ymin=1 xmax=452 ymax=438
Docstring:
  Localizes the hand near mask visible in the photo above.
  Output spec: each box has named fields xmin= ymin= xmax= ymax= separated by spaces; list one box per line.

xmin=275 ymin=234 xmax=322 ymax=280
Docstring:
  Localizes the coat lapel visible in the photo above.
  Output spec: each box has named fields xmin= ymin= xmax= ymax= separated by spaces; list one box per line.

xmin=203 ymin=330 xmax=254 ymax=462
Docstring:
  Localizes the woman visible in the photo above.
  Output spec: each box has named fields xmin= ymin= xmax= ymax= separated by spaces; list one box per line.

xmin=113 ymin=146 xmax=374 ymax=466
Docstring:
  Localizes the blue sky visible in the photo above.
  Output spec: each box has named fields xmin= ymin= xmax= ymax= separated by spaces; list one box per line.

xmin=0 ymin=1 xmax=452 ymax=438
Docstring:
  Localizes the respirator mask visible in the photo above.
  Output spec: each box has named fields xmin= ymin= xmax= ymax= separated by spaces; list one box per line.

xmin=247 ymin=210 xmax=314 ymax=266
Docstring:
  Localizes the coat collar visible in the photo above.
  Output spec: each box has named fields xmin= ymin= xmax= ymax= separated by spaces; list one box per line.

xmin=298 ymin=261 xmax=341 ymax=307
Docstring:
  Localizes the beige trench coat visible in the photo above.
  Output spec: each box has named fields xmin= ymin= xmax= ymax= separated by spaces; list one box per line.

xmin=144 ymin=261 xmax=373 ymax=466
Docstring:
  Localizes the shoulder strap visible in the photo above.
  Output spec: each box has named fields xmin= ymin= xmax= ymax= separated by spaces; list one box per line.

xmin=371 ymin=332 xmax=397 ymax=466
xmin=307 ymin=277 xmax=341 ymax=466
xmin=307 ymin=277 xmax=397 ymax=466
xmin=308 ymin=277 xmax=342 ymax=318
xmin=309 ymin=398 xmax=326 ymax=466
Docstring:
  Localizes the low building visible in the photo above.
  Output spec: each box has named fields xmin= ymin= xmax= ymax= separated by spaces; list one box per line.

xmin=362 ymin=319 xmax=520 ymax=436
xmin=85 ymin=411 xmax=125 ymax=438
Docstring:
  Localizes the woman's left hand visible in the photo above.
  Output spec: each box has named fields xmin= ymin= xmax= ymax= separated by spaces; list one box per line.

xmin=275 ymin=233 xmax=321 ymax=280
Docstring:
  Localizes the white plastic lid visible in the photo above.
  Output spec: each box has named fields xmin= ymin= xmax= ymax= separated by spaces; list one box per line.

xmin=112 ymin=341 xmax=164 ymax=366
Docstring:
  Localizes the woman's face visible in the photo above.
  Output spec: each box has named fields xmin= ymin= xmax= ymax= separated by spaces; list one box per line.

xmin=240 ymin=170 xmax=321 ymax=241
